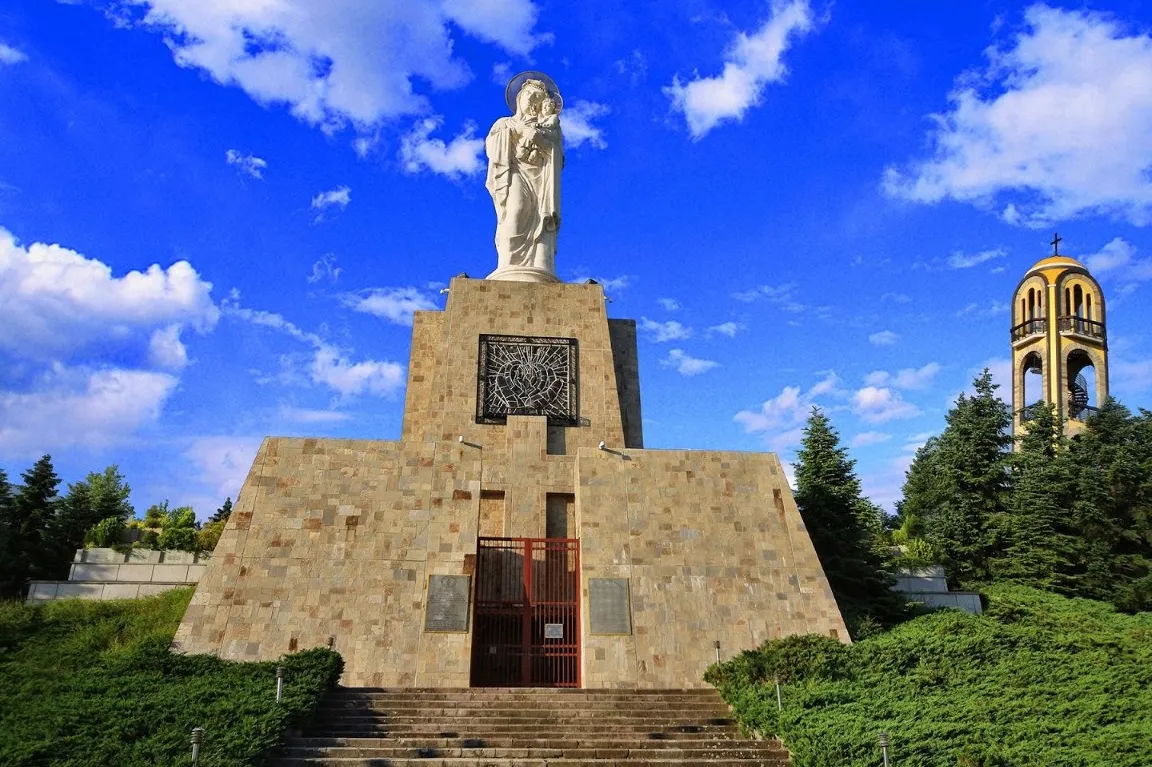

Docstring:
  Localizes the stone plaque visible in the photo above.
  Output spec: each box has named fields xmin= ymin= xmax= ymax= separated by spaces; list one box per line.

xmin=476 ymin=334 xmax=578 ymax=425
xmin=424 ymin=575 xmax=471 ymax=633
xmin=544 ymin=623 xmax=564 ymax=639
xmin=589 ymin=578 xmax=632 ymax=635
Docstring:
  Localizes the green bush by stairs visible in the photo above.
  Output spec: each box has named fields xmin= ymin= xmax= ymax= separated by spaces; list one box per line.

xmin=0 ymin=588 xmax=342 ymax=767
xmin=707 ymin=585 xmax=1152 ymax=767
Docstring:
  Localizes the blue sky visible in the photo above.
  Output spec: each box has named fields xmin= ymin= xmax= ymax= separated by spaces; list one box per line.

xmin=2 ymin=0 xmax=1152 ymax=517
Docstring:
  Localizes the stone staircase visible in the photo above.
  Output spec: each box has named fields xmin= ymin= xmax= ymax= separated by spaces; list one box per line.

xmin=274 ymin=687 xmax=789 ymax=766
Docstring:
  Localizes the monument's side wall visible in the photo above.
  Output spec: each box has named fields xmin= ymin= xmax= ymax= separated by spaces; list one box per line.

xmin=576 ymin=447 xmax=849 ymax=689
xmin=173 ymin=436 xmax=484 ymax=687
xmin=607 ymin=319 xmax=643 ymax=449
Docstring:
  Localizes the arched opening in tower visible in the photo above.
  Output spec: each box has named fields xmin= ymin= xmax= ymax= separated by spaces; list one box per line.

xmin=1066 ymin=349 xmax=1097 ymax=421
xmin=1021 ymin=352 xmax=1043 ymax=420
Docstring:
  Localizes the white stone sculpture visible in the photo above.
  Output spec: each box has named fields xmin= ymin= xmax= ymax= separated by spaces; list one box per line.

xmin=485 ymin=72 xmax=564 ymax=283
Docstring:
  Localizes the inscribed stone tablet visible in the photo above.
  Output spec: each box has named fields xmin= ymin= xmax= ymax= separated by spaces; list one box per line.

xmin=589 ymin=578 xmax=632 ymax=635
xmin=424 ymin=575 xmax=471 ymax=632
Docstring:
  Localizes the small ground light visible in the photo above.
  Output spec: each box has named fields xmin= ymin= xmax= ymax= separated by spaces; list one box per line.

xmin=713 ymin=639 xmax=720 ymax=664
xmin=774 ymin=674 xmax=783 ymax=711
xmin=190 ymin=726 xmax=205 ymax=767
xmin=276 ymin=666 xmax=285 ymax=703
xmin=878 ymin=732 xmax=890 ymax=767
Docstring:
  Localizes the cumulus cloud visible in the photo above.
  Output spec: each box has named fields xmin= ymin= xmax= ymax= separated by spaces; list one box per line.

xmin=226 ymin=302 xmax=405 ymax=397
xmin=307 ymin=254 xmax=341 ymax=284
xmin=0 ymin=227 xmax=218 ymax=361
xmin=707 ymin=322 xmax=743 ymax=338
xmin=864 ymin=362 xmax=943 ymax=391
xmin=662 ymin=349 xmax=718 ymax=376
xmin=852 ymin=386 xmax=920 ymax=424
xmin=341 ymin=287 xmax=437 ymax=326
xmin=561 ymin=101 xmax=610 ymax=149
xmin=0 ymin=365 xmax=178 ymax=457
xmin=657 ymin=298 xmax=680 ymax=311
xmin=883 ymin=5 xmax=1152 ymax=226
xmin=732 ymin=282 xmax=807 ymax=311
xmin=311 ymin=185 xmax=351 ymax=211
xmin=104 ymin=0 xmax=546 ymax=134
xmin=185 ymin=435 xmax=263 ymax=506
xmin=850 ymin=431 xmax=892 ymax=448
xmin=639 ymin=317 xmax=693 ymax=343
xmin=957 ymin=300 xmax=1009 ymax=317
xmin=278 ymin=405 xmax=351 ymax=424
xmin=948 ymin=248 xmax=1006 ymax=269
xmin=0 ymin=42 xmax=28 ymax=65
xmin=734 ymin=372 xmax=843 ymax=452
xmin=665 ymin=0 xmax=817 ymax=139
xmin=225 ymin=149 xmax=267 ymax=179
xmin=869 ymin=330 xmax=899 ymax=346
xmin=148 ymin=325 xmax=188 ymax=370
xmin=1084 ymin=238 xmax=1152 ymax=292
xmin=399 ymin=118 xmax=484 ymax=178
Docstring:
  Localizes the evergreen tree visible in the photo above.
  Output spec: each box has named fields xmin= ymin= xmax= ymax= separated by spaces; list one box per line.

xmin=210 ymin=497 xmax=233 ymax=524
xmin=793 ymin=408 xmax=905 ymax=635
xmin=48 ymin=466 xmax=134 ymax=577
xmin=910 ymin=370 xmax=1012 ymax=585
xmin=8 ymin=456 xmax=62 ymax=593
xmin=992 ymin=402 xmax=1080 ymax=589
xmin=143 ymin=501 xmax=169 ymax=529
xmin=0 ymin=469 xmax=17 ymax=597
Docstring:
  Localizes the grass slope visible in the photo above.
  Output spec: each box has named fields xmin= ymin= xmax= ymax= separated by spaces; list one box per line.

xmin=0 ymin=589 xmax=341 ymax=767
xmin=707 ymin=585 xmax=1152 ymax=767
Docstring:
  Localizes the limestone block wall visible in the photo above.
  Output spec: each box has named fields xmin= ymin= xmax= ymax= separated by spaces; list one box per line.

xmin=576 ymin=447 xmax=848 ymax=689
xmin=26 ymin=548 xmax=208 ymax=604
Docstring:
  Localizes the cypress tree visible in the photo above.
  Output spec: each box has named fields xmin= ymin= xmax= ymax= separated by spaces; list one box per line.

xmin=916 ymin=370 xmax=1012 ymax=585
xmin=794 ymin=408 xmax=905 ymax=635
xmin=210 ymin=497 xmax=234 ymax=524
xmin=0 ymin=469 xmax=16 ymax=597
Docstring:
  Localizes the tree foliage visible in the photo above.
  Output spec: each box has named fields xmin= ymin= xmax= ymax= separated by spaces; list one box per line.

xmin=793 ymin=408 xmax=906 ymax=636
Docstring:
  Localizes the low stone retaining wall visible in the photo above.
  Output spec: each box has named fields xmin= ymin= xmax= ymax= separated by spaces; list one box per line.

xmin=26 ymin=547 xmax=210 ymax=604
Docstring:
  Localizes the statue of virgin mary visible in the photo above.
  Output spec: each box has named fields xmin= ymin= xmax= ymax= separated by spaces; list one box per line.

xmin=484 ymin=72 xmax=564 ymax=282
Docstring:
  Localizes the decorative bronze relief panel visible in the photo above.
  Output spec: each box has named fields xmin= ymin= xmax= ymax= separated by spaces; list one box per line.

xmin=476 ymin=334 xmax=578 ymax=425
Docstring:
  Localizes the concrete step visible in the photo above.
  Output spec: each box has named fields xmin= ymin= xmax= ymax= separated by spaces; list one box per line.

xmin=279 ymin=746 xmax=786 ymax=759
xmin=284 ymin=738 xmax=762 ymax=749
xmin=310 ymin=714 xmax=736 ymax=725
xmin=320 ymin=701 xmax=731 ymax=713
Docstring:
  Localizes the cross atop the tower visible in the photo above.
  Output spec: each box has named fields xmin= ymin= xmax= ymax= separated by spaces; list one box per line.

xmin=1051 ymin=232 xmax=1062 ymax=256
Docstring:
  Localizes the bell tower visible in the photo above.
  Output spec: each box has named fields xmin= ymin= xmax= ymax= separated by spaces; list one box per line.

xmin=1011 ymin=234 xmax=1109 ymax=439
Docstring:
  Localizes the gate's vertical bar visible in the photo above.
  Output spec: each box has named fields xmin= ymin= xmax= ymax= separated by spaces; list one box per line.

xmin=574 ymin=538 xmax=581 ymax=688
xmin=521 ymin=538 xmax=533 ymax=686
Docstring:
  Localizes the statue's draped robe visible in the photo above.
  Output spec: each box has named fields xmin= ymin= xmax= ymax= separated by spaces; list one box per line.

xmin=485 ymin=116 xmax=562 ymax=271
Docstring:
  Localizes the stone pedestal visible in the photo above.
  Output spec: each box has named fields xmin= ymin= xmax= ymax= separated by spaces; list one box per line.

xmin=485 ymin=265 xmax=560 ymax=283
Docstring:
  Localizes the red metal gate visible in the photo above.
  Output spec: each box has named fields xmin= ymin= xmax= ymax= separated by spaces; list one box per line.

xmin=471 ymin=537 xmax=580 ymax=687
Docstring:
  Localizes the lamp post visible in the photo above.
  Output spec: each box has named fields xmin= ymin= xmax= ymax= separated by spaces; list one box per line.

xmin=878 ymin=731 xmax=890 ymax=767
xmin=713 ymin=640 xmax=721 ymax=664
xmin=276 ymin=666 xmax=285 ymax=703
xmin=190 ymin=726 xmax=204 ymax=767
xmin=774 ymin=675 xmax=783 ymax=712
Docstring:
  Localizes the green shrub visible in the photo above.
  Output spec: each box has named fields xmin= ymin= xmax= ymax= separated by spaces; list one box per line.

xmin=84 ymin=516 xmax=126 ymax=548
xmin=0 ymin=589 xmax=342 ymax=767
xmin=157 ymin=526 xmax=197 ymax=552
xmin=708 ymin=585 xmax=1152 ymax=767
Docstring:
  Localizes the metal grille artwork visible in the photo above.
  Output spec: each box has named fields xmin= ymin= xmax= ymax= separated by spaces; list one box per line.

xmin=470 ymin=537 xmax=581 ymax=687
xmin=476 ymin=335 xmax=578 ymax=425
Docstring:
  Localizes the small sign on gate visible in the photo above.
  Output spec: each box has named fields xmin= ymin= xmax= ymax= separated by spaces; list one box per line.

xmin=544 ymin=623 xmax=564 ymax=639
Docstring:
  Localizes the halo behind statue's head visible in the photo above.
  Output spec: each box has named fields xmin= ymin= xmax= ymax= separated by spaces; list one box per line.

xmin=505 ymin=71 xmax=563 ymax=114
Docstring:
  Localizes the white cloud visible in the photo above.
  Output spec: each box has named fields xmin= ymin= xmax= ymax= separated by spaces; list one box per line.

xmin=657 ymin=298 xmax=680 ymax=311
xmin=1084 ymin=237 xmax=1152 ymax=291
xmin=561 ymin=100 xmax=610 ymax=149
xmin=342 ymin=287 xmax=437 ymax=326
xmin=109 ymin=0 xmax=545 ymax=134
xmin=948 ymin=248 xmax=1006 ymax=269
xmin=869 ymin=330 xmax=900 ymax=346
xmin=639 ymin=317 xmax=693 ymax=342
xmin=491 ymin=61 xmax=512 ymax=86
xmin=852 ymin=386 xmax=920 ymax=424
xmin=957 ymin=300 xmax=1009 ymax=317
xmin=226 ymin=302 xmax=405 ymax=397
xmin=665 ymin=0 xmax=816 ymax=139
xmin=148 ymin=325 xmax=188 ymax=370
xmin=311 ymin=185 xmax=351 ymax=211
xmin=0 ymin=42 xmax=28 ymax=66
xmin=864 ymin=362 xmax=943 ymax=391
xmin=0 ymin=227 xmax=219 ymax=361
xmin=734 ymin=372 xmax=843 ymax=452
xmin=883 ymin=5 xmax=1152 ymax=226
xmin=661 ymin=349 xmax=718 ymax=376
xmin=184 ymin=436 xmax=263 ymax=507
xmin=399 ymin=118 xmax=484 ymax=178
xmin=307 ymin=254 xmax=342 ymax=284
xmin=278 ymin=405 xmax=351 ymax=424
xmin=707 ymin=321 xmax=743 ymax=338
xmin=224 ymin=149 xmax=267 ymax=179
xmin=732 ymin=282 xmax=806 ymax=311
xmin=576 ymin=274 xmax=632 ymax=292
xmin=850 ymin=431 xmax=892 ymax=448
xmin=1112 ymin=356 xmax=1152 ymax=392
xmin=881 ymin=292 xmax=912 ymax=304
xmin=0 ymin=365 xmax=177 ymax=458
